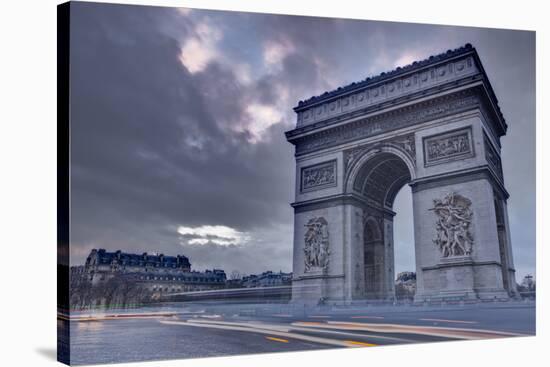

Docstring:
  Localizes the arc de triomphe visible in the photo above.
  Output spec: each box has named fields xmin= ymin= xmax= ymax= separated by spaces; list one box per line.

xmin=285 ymin=44 xmax=518 ymax=304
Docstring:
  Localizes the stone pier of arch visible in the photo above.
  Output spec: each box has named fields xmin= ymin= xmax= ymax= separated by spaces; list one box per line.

xmin=285 ymin=44 xmax=518 ymax=305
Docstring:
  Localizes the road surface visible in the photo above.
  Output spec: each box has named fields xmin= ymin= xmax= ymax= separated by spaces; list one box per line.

xmin=66 ymin=302 xmax=535 ymax=365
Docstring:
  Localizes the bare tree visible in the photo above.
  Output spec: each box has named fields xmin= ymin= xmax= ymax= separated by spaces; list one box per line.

xmin=229 ymin=270 xmax=242 ymax=280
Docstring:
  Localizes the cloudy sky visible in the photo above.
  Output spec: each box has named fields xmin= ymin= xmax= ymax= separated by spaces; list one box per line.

xmin=69 ymin=2 xmax=535 ymax=280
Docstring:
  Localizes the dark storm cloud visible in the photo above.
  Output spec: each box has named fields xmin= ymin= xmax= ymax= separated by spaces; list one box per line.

xmin=70 ymin=3 xmax=296 ymax=269
xmin=69 ymin=3 xmax=535 ymax=279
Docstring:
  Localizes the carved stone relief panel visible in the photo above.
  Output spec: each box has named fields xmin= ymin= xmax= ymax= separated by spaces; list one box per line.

xmin=303 ymin=217 xmax=330 ymax=272
xmin=300 ymin=160 xmax=337 ymax=192
xmin=392 ymin=134 xmax=416 ymax=160
xmin=429 ymin=192 xmax=474 ymax=258
xmin=423 ymin=127 xmax=474 ymax=166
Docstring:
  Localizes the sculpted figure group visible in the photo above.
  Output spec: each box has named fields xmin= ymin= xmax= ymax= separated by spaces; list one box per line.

xmin=304 ymin=217 xmax=330 ymax=271
xmin=431 ymin=192 xmax=474 ymax=257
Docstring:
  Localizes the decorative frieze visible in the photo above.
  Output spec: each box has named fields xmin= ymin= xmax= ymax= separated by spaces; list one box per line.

xmin=430 ymin=192 xmax=474 ymax=258
xmin=423 ymin=127 xmax=474 ymax=166
xmin=301 ymin=160 xmax=337 ymax=192
xmin=296 ymin=54 xmax=478 ymax=127
xmin=293 ymin=90 xmax=481 ymax=156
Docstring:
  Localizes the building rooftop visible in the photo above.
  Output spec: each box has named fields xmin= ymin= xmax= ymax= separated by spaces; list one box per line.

xmin=87 ymin=249 xmax=191 ymax=268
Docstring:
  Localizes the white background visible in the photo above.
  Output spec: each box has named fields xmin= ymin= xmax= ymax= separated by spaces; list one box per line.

xmin=0 ymin=0 xmax=547 ymax=366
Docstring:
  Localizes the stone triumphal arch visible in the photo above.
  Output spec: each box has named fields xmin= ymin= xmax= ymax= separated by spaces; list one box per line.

xmin=285 ymin=44 xmax=518 ymax=304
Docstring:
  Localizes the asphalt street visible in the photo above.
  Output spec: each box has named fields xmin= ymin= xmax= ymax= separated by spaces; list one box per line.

xmin=68 ymin=302 xmax=535 ymax=365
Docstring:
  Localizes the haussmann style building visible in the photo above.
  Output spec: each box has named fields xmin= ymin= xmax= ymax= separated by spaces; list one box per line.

xmin=82 ymin=249 xmax=226 ymax=295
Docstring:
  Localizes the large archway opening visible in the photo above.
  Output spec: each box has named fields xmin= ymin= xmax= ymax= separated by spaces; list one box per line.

xmin=350 ymin=150 xmax=415 ymax=300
